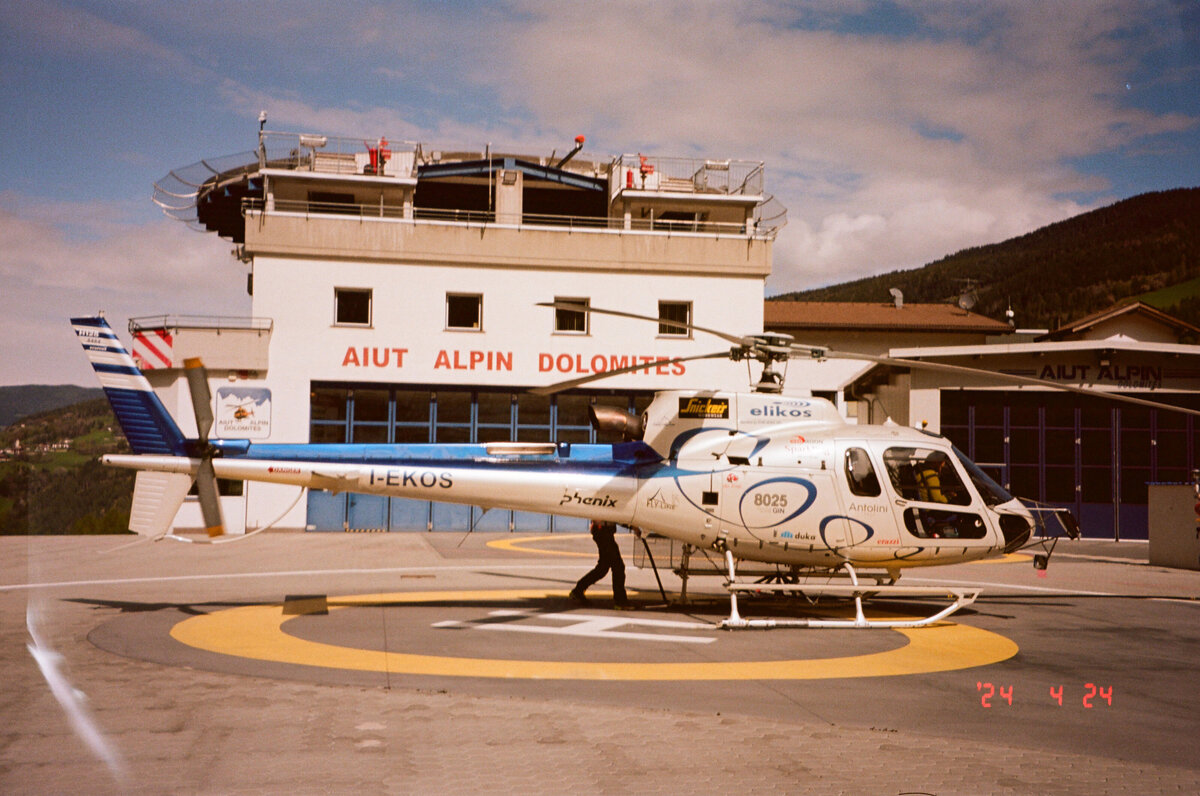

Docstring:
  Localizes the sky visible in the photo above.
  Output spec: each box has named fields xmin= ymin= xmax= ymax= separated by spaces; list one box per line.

xmin=2 ymin=0 xmax=1198 ymax=386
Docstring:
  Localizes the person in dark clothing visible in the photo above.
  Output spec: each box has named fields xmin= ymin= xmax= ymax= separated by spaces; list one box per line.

xmin=570 ymin=520 xmax=629 ymax=607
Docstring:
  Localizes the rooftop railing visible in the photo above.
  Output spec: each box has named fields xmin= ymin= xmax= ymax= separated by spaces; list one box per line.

xmin=245 ymin=198 xmax=773 ymax=237
xmin=611 ymin=154 xmax=764 ymax=196
xmin=129 ymin=315 xmax=273 ymax=334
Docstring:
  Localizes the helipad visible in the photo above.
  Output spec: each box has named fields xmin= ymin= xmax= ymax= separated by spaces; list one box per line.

xmin=4 ymin=533 xmax=1198 ymax=794
xmin=166 ymin=588 xmax=1019 ymax=680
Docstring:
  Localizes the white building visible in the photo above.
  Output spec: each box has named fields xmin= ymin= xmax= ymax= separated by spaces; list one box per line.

xmin=142 ymin=130 xmax=785 ymax=532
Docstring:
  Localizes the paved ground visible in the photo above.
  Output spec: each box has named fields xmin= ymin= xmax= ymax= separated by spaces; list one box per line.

xmin=2 ymin=532 xmax=1198 ymax=795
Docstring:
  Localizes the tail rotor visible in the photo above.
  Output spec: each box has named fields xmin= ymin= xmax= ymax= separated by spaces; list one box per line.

xmin=184 ymin=357 xmax=225 ymax=537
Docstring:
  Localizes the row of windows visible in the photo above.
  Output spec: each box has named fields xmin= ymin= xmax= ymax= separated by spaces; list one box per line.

xmin=845 ymin=446 xmax=971 ymax=506
xmin=310 ymin=385 xmax=653 ymax=445
xmin=333 ymin=288 xmax=692 ymax=336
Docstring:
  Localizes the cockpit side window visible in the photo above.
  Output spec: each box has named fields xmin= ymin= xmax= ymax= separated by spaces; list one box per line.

xmin=882 ymin=447 xmax=971 ymax=506
xmin=844 ymin=447 xmax=881 ymax=497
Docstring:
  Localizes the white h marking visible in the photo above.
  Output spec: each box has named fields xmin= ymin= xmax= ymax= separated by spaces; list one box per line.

xmin=433 ymin=610 xmax=716 ymax=644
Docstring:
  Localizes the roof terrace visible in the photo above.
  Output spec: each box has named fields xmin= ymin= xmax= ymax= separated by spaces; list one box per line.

xmin=153 ymin=131 xmax=786 ymax=246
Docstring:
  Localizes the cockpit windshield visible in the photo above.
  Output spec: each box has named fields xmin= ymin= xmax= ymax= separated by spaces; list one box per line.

xmin=952 ymin=445 xmax=1015 ymax=506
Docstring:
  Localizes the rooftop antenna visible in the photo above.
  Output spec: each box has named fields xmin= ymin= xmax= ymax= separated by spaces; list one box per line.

xmin=955 ymin=277 xmax=978 ymax=313
xmin=889 ymin=288 xmax=904 ymax=310
xmin=257 ymin=110 xmax=268 ymax=168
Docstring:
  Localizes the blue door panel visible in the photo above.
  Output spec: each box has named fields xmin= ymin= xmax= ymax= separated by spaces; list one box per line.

xmin=553 ymin=514 xmax=589 ymax=532
xmin=347 ymin=494 xmax=388 ymax=530
xmin=307 ymin=491 xmax=346 ymax=531
xmin=471 ymin=508 xmax=512 ymax=531
xmin=513 ymin=511 xmax=552 ymax=532
xmin=432 ymin=501 xmax=472 ymax=531
xmin=389 ymin=498 xmax=430 ymax=531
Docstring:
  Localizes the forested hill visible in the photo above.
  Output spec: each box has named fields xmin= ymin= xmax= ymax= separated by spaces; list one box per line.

xmin=0 ymin=385 xmax=101 ymax=427
xmin=0 ymin=397 xmax=133 ymax=534
xmin=773 ymin=188 xmax=1200 ymax=330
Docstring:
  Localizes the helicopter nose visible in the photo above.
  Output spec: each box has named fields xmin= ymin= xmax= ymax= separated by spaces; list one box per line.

xmin=999 ymin=513 xmax=1034 ymax=553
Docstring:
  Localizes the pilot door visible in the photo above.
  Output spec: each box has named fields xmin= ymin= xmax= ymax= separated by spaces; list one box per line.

xmin=875 ymin=444 xmax=992 ymax=545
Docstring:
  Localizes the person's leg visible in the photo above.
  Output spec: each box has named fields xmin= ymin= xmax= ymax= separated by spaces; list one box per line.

xmin=611 ymin=556 xmax=627 ymax=603
xmin=598 ymin=536 xmax=627 ymax=603
xmin=572 ymin=561 xmax=610 ymax=599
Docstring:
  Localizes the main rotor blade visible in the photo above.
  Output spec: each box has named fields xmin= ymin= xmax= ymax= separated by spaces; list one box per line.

xmin=814 ymin=348 xmax=1200 ymax=418
xmin=184 ymin=357 xmax=214 ymax=440
xmin=194 ymin=458 xmax=225 ymax=537
xmin=530 ymin=351 xmax=732 ymax=396
xmin=536 ymin=302 xmax=748 ymax=346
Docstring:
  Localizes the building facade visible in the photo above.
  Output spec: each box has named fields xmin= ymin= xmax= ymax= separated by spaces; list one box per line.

xmin=136 ymin=130 xmax=1199 ymax=541
xmin=145 ymin=131 xmax=785 ymax=532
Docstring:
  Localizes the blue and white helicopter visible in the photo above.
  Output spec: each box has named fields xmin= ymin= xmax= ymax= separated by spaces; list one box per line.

xmin=79 ymin=304 xmax=1169 ymax=628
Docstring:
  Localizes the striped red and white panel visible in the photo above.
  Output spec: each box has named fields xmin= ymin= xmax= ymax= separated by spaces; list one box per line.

xmin=132 ymin=328 xmax=173 ymax=370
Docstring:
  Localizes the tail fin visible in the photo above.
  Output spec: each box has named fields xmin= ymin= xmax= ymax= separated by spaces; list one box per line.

xmin=71 ymin=316 xmax=188 ymax=456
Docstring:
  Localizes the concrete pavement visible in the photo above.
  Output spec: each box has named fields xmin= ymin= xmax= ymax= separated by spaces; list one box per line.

xmin=2 ymin=533 xmax=1198 ymax=795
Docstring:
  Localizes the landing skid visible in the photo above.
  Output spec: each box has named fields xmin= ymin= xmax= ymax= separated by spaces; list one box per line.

xmin=719 ymin=551 xmax=981 ymax=630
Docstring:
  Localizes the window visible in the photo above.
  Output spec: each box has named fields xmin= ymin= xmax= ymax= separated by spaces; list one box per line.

xmin=334 ymin=288 xmax=372 ymax=326
xmin=903 ymin=507 xmax=987 ymax=539
xmin=844 ymin=448 xmax=881 ymax=497
xmin=553 ymin=297 xmax=589 ymax=334
xmin=658 ymin=300 xmax=691 ymax=336
xmin=882 ymin=447 xmax=971 ymax=506
xmin=446 ymin=293 xmax=482 ymax=330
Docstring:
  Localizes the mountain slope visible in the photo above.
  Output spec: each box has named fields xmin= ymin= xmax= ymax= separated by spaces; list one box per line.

xmin=1 ymin=397 xmax=133 ymax=534
xmin=775 ymin=188 xmax=1200 ymax=330
xmin=0 ymin=385 xmax=102 ymax=427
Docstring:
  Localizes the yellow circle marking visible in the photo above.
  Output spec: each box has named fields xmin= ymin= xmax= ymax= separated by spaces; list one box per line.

xmin=486 ymin=533 xmax=594 ymax=557
xmin=969 ymin=553 xmax=1031 ymax=565
xmin=170 ymin=589 xmax=1017 ymax=681
xmin=490 ymin=535 xmax=1032 ymax=565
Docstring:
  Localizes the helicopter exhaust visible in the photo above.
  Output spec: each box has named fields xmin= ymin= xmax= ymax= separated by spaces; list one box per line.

xmin=589 ymin=405 xmax=644 ymax=441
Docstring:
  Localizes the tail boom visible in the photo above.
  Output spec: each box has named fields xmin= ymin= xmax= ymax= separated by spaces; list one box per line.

xmin=103 ymin=453 xmax=639 ymax=524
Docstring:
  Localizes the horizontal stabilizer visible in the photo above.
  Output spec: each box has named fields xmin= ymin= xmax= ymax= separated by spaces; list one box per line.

xmin=128 ymin=471 xmax=194 ymax=537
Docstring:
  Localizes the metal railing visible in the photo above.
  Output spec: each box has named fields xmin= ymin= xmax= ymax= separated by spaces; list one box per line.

xmin=258 ymin=131 xmax=418 ymax=178
xmin=129 ymin=315 xmax=273 ymax=334
xmin=611 ymin=154 xmax=765 ymax=196
xmin=246 ymin=198 xmax=768 ymax=237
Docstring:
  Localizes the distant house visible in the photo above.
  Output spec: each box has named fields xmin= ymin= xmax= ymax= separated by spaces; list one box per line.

xmin=1037 ymin=300 xmax=1200 ymax=344
xmin=764 ymin=300 xmax=1013 ymax=353
xmin=762 ymin=299 xmax=1013 ymax=413
xmin=834 ymin=299 xmax=1200 ymax=540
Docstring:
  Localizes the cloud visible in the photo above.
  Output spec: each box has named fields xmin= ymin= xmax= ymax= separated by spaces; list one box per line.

xmin=3 ymin=1 xmax=1196 ymax=383
xmin=1 ymin=0 xmax=209 ymax=81
xmin=200 ymin=2 xmax=1195 ymax=298
xmin=0 ymin=193 xmax=243 ymax=385
xmin=445 ymin=1 xmax=1197 ymax=290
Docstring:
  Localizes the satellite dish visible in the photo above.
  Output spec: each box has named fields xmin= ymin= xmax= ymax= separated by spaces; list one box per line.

xmin=957 ymin=292 xmax=977 ymax=311
xmin=889 ymin=288 xmax=904 ymax=309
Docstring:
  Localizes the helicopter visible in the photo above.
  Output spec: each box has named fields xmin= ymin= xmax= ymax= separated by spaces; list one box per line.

xmin=73 ymin=305 xmax=1192 ymax=628
xmin=231 ymin=401 xmax=255 ymax=421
